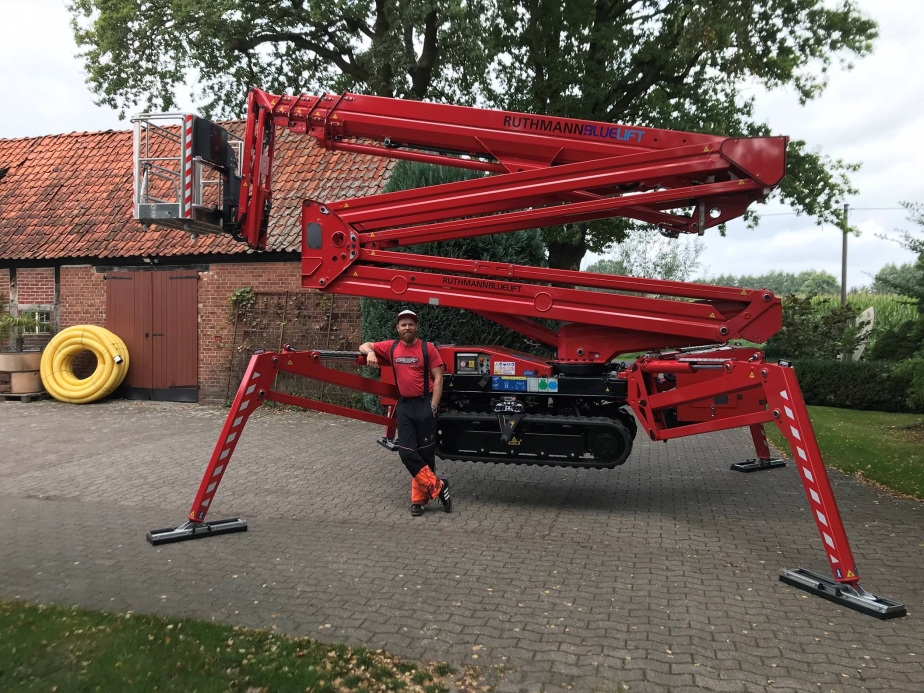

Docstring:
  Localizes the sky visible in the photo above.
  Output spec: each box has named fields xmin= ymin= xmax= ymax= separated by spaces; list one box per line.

xmin=1 ymin=0 xmax=922 ymax=289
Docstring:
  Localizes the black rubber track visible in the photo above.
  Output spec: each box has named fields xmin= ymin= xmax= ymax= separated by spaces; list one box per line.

xmin=436 ymin=412 xmax=635 ymax=469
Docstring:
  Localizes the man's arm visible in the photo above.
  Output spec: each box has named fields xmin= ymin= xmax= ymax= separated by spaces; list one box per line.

xmin=359 ymin=341 xmax=380 ymax=368
xmin=430 ymin=366 xmax=443 ymax=415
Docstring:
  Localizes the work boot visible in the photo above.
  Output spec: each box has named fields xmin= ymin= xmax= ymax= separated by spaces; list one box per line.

xmin=410 ymin=504 xmax=425 ymax=517
xmin=438 ymin=478 xmax=452 ymax=513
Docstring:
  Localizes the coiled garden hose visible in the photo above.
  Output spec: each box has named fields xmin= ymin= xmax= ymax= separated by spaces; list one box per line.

xmin=40 ymin=325 xmax=130 ymax=404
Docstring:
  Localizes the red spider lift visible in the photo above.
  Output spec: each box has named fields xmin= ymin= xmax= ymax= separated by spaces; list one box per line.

xmin=134 ymin=89 xmax=904 ymax=618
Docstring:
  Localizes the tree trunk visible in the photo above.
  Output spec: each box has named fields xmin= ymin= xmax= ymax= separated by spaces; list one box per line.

xmin=546 ymin=235 xmax=587 ymax=271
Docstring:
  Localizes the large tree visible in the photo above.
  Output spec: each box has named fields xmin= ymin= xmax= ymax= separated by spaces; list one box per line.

xmin=70 ymin=0 xmax=491 ymax=116
xmin=484 ymin=0 xmax=877 ymax=268
xmin=72 ymin=0 xmax=878 ymax=268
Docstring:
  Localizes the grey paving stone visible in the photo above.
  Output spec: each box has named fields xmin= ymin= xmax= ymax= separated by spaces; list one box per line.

xmin=0 ymin=398 xmax=922 ymax=693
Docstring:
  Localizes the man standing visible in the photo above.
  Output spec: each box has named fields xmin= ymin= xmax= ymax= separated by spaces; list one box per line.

xmin=359 ymin=309 xmax=452 ymax=516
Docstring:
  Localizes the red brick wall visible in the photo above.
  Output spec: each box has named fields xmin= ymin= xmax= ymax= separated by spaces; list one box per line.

xmin=22 ymin=260 xmax=362 ymax=402
xmin=0 ymin=269 xmax=9 ymax=307
xmin=16 ymin=267 xmax=55 ymax=305
xmin=59 ymin=265 xmax=106 ymax=328
xmin=198 ymin=261 xmax=305 ymax=402
xmin=0 ymin=269 xmax=9 ymax=349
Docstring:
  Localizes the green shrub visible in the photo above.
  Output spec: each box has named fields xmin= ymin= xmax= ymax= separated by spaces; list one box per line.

xmin=866 ymin=316 xmax=924 ymax=361
xmin=362 ymin=160 xmax=548 ymax=350
xmin=790 ymin=359 xmax=917 ymax=413
xmin=895 ymin=358 xmax=924 ymax=413
xmin=360 ymin=160 xmax=550 ymax=410
xmin=765 ymin=295 xmax=864 ymax=360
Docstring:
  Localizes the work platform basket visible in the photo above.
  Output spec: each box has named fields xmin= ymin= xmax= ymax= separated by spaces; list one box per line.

xmin=131 ymin=113 xmax=242 ymax=237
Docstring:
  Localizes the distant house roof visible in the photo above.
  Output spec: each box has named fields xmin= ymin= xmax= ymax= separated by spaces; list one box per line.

xmin=0 ymin=123 xmax=395 ymax=261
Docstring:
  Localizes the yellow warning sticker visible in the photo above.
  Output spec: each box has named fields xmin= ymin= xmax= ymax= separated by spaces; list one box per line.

xmin=709 ymin=312 xmax=716 ymax=318
xmin=508 ymin=436 xmax=521 ymax=446
xmin=343 ymin=202 xmax=349 ymax=208
xmin=703 ymin=146 xmax=710 ymax=153
xmin=287 ymin=360 xmax=293 ymax=366
xmin=353 ymin=271 xmax=359 ymax=276
xmin=741 ymin=289 xmax=748 ymax=294
xmin=847 ymin=570 xmax=856 ymax=578
xmin=332 ymin=114 xmax=339 ymax=119
xmin=749 ymin=372 xmax=755 ymax=379
xmin=369 ymin=250 xmax=375 ymax=255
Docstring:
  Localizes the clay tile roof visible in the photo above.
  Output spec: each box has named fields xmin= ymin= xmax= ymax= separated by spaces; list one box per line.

xmin=0 ymin=122 xmax=395 ymax=260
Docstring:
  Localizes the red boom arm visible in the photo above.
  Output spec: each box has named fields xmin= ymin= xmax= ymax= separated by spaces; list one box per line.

xmin=237 ymin=87 xmax=785 ymax=359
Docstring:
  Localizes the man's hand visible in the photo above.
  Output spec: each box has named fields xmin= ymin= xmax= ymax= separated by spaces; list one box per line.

xmin=364 ymin=351 xmax=380 ymax=368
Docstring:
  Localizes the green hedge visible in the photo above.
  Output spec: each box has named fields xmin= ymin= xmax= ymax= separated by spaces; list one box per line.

xmin=790 ymin=359 xmax=919 ymax=413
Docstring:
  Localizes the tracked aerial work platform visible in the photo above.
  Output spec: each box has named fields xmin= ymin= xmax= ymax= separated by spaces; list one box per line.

xmin=133 ymin=88 xmax=905 ymax=619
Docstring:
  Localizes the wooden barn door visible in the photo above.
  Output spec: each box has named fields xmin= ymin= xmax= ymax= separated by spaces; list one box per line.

xmin=106 ymin=270 xmax=199 ymax=402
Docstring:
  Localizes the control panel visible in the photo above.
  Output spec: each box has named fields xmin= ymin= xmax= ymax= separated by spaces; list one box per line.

xmin=455 ymin=352 xmax=491 ymax=375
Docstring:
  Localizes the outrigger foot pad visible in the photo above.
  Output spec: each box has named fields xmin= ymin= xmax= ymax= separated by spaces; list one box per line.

xmin=146 ymin=518 xmax=248 ymax=546
xmin=780 ymin=568 xmax=906 ymax=619
xmin=731 ymin=457 xmax=786 ymax=473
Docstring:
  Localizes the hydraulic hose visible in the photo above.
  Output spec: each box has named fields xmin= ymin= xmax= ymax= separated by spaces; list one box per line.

xmin=40 ymin=325 xmax=130 ymax=404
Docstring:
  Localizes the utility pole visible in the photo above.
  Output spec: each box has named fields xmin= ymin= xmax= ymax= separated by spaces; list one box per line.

xmin=841 ymin=203 xmax=849 ymax=308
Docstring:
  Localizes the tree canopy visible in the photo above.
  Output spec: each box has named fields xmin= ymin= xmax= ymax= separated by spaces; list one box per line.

xmin=700 ymin=269 xmax=840 ymax=297
xmin=361 ymin=160 xmax=547 ymax=352
xmin=586 ymin=230 xmax=704 ymax=282
xmin=72 ymin=0 xmax=878 ymax=268
xmin=868 ymin=262 xmax=923 ymax=296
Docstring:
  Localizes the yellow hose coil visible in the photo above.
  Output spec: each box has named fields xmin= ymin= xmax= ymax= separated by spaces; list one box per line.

xmin=40 ymin=325 xmax=130 ymax=404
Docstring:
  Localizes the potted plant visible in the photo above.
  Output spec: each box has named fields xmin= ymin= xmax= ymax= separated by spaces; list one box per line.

xmin=0 ymin=311 xmax=48 ymax=394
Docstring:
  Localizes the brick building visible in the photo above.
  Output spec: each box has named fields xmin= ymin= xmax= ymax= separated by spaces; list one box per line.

xmin=0 ymin=125 xmax=394 ymax=402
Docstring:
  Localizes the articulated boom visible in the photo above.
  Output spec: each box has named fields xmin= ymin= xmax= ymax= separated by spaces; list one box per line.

xmin=136 ymin=89 xmax=905 ymax=619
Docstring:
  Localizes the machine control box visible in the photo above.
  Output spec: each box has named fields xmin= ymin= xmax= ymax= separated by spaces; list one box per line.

xmin=455 ymin=352 xmax=491 ymax=375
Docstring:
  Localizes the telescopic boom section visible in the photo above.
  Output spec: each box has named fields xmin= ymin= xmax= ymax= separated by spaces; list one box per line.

xmin=236 ymin=88 xmax=786 ymax=359
xmin=238 ymin=88 xmax=786 ymax=252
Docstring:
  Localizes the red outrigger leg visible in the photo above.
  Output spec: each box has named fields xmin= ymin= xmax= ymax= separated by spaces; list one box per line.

xmin=146 ymin=347 xmax=397 ymax=546
xmin=627 ymin=355 xmax=905 ymax=618
xmin=729 ymin=424 xmax=787 ymax=472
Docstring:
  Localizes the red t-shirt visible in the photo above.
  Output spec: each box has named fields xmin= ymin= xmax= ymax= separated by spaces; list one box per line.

xmin=372 ymin=339 xmax=444 ymax=398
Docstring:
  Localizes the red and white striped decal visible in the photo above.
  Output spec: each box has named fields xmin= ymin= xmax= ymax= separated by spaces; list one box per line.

xmin=778 ymin=387 xmax=843 ymax=572
xmin=183 ymin=115 xmax=193 ymax=217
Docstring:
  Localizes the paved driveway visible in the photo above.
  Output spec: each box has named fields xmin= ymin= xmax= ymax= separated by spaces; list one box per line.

xmin=1 ymin=399 xmax=922 ymax=692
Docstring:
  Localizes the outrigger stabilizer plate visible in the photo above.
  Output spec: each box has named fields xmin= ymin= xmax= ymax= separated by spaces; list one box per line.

xmin=731 ymin=457 xmax=786 ymax=473
xmin=146 ymin=518 xmax=248 ymax=546
xmin=780 ymin=568 xmax=906 ymax=619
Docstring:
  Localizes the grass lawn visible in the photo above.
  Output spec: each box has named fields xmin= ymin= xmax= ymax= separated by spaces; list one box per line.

xmin=765 ymin=406 xmax=924 ymax=499
xmin=0 ymin=599 xmax=462 ymax=693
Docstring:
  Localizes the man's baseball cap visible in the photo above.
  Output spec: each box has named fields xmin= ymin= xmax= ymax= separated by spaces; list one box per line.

xmin=396 ymin=309 xmax=418 ymax=323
